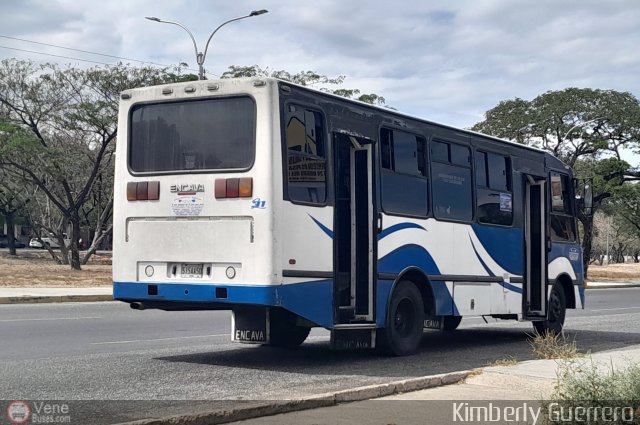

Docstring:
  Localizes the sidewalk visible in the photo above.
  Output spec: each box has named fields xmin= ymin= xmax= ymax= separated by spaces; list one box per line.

xmin=0 ymin=286 xmax=112 ymax=304
xmin=0 ymin=281 xmax=638 ymax=305
xmin=223 ymin=345 xmax=640 ymax=425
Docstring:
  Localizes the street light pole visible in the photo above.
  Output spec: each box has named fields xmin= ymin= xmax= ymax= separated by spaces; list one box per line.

xmin=561 ymin=117 xmax=603 ymax=143
xmin=145 ymin=10 xmax=268 ymax=80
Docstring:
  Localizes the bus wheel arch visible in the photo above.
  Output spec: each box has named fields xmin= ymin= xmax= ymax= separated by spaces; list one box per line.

xmin=532 ymin=280 xmax=567 ymax=334
xmin=391 ymin=268 xmax=436 ymax=317
xmin=555 ymin=274 xmax=575 ymax=309
xmin=378 ymin=269 xmax=432 ymax=356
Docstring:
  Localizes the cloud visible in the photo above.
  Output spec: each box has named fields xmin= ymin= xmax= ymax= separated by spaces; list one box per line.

xmin=0 ymin=0 xmax=638 ymax=152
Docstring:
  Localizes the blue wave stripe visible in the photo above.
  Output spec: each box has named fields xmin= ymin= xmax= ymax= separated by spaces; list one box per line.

xmin=309 ymin=214 xmax=333 ymax=238
xmin=469 ymin=234 xmax=495 ymax=277
xmin=378 ymin=222 xmax=427 ymax=240
xmin=500 ymin=281 xmax=523 ymax=294
xmin=310 ymin=216 xmax=426 ymax=241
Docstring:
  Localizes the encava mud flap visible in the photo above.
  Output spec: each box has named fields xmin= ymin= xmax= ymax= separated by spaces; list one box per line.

xmin=232 ymin=306 xmax=269 ymax=343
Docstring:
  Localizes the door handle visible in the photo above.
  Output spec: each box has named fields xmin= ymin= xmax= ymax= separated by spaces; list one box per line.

xmin=377 ymin=213 xmax=383 ymax=233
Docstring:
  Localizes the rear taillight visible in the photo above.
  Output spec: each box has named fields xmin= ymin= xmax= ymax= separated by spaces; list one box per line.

xmin=127 ymin=181 xmax=160 ymax=201
xmin=215 ymin=177 xmax=253 ymax=198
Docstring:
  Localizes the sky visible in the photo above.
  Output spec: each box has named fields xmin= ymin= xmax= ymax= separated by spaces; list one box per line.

xmin=1 ymin=0 xmax=639 ymax=164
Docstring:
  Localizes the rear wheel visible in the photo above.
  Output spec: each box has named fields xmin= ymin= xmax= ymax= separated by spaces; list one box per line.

xmin=378 ymin=281 xmax=424 ymax=356
xmin=533 ymin=283 xmax=566 ymax=334
xmin=442 ymin=316 xmax=462 ymax=331
xmin=267 ymin=309 xmax=310 ymax=348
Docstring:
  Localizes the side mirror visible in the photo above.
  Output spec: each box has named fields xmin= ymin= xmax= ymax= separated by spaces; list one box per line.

xmin=574 ymin=178 xmax=594 ymax=217
xmin=583 ymin=184 xmax=593 ymax=215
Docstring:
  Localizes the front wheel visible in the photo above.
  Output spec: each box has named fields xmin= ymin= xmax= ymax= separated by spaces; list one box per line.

xmin=533 ymin=284 xmax=566 ymax=334
xmin=378 ymin=281 xmax=424 ymax=356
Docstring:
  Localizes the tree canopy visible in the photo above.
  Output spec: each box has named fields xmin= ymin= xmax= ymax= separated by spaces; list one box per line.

xmin=472 ymin=88 xmax=640 ymax=167
xmin=473 ymin=87 xmax=640 ymax=275
xmin=221 ymin=65 xmax=387 ymax=106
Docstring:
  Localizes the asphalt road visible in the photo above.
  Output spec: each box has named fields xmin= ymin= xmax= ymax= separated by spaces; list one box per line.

xmin=1 ymin=288 xmax=639 ymax=424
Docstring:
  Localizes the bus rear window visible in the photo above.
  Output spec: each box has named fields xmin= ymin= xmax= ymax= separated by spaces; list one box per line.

xmin=129 ymin=96 xmax=256 ymax=173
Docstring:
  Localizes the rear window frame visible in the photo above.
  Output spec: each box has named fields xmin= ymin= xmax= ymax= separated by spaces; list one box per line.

xmin=127 ymin=95 xmax=257 ymax=176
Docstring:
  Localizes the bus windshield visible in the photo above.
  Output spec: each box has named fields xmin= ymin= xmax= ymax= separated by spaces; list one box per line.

xmin=129 ymin=96 xmax=256 ymax=173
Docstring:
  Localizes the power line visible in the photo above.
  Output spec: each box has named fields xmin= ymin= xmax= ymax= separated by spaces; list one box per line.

xmin=0 ymin=45 xmax=114 ymax=66
xmin=0 ymin=35 xmax=196 ymax=71
xmin=0 ymin=34 xmax=170 ymax=67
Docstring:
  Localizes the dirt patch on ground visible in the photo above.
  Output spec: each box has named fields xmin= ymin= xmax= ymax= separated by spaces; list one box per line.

xmin=587 ymin=262 xmax=640 ymax=282
xmin=0 ymin=251 xmax=112 ymax=287
xmin=1 ymin=251 xmax=638 ymax=287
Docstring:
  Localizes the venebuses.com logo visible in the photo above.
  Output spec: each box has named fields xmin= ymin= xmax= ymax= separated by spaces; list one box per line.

xmin=5 ymin=400 xmax=71 ymax=424
xmin=6 ymin=400 xmax=30 ymax=424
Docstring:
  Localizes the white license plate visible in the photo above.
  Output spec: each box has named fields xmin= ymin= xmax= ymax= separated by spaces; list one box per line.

xmin=181 ymin=263 xmax=203 ymax=278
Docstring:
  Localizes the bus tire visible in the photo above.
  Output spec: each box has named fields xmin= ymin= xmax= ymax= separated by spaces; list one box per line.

xmin=267 ymin=310 xmax=310 ymax=348
xmin=532 ymin=283 xmax=566 ymax=334
xmin=442 ymin=316 xmax=462 ymax=331
xmin=378 ymin=280 xmax=424 ymax=356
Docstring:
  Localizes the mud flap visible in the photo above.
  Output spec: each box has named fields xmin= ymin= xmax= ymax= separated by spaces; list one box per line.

xmin=330 ymin=327 xmax=376 ymax=350
xmin=424 ymin=317 xmax=444 ymax=330
xmin=232 ymin=306 xmax=269 ymax=344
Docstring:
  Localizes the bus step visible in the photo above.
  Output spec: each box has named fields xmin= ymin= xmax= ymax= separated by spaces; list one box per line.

xmin=337 ymin=305 xmax=356 ymax=322
xmin=331 ymin=326 xmax=376 ymax=350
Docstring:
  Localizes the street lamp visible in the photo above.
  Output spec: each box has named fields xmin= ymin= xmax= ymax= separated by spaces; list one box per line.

xmin=145 ymin=10 xmax=268 ymax=80
xmin=561 ymin=117 xmax=604 ymax=143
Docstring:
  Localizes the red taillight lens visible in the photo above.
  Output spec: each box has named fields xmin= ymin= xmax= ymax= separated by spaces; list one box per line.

xmin=136 ymin=182 xmax=148 ymax=200
xmin=127 ymin=182 xmax=137 ymax=201
xmin=126 ymin=181 xmax=160 ymax=201
xmin=215 ymin=179 xmax=227 ymax=198
xmin=226 ymin=178 xmax=240 ymax=198
xmin=215 ymin=177 xmax=253 ymax=198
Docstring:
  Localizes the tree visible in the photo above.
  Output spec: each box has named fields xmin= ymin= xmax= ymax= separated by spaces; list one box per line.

xmin=472 ymin=88 xmax=640 ymax=167
xmin=0 ymin=170 xmax=30 ymax=256
xmin=472 ymin=88 xmax=640 ymax=277
xmin=0 ymin=60 xmax=189 ymax=269
xmin=221 ymin=65 xmax=387 ymax=106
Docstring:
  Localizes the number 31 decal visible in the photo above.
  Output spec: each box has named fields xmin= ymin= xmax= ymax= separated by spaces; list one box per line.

xmin=251 ymin=198 xmax=266 ymax=209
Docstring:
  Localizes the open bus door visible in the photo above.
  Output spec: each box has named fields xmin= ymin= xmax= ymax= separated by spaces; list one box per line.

xmin=331 ymin=133 xmax=377 ymax=349
xmin=524 ymin=175 xmax=548 ymax=319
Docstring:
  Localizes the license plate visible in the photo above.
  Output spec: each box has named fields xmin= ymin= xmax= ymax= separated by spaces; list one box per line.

xmin=181 ymin=263 xmax=203 ymax=278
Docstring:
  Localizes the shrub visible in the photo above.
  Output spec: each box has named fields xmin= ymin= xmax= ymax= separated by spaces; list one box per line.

xmin=543 ymin=359 xmax=640 ymax=424
xmin=529 ymin=331 xmax=581 ymax=360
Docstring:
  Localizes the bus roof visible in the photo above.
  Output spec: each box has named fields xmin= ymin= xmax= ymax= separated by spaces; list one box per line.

xmin=121 ymin=77 xmax=570 ymax=169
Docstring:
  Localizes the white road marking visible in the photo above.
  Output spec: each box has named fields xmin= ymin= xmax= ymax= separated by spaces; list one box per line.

xmin=0 ymin=316 xmax=102 ymax=323
xmin=590 ymin=307 xmax=640 ymax=312
xmin=91 ymin=333 xmax=228 ymax=345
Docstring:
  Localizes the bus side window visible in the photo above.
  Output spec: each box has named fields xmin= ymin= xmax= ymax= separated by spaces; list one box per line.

xmin=380 ymin=128 xmax=429 ymax=217
xmin=431 ymin=140 xmax=473 ymax=222
xmin=476 ymin=151 xmax=513 ymax=226
xmin=550 ymin=172 xmax=576 ymax=241
xmin=284 ymin=105 xmax=327 ymax=204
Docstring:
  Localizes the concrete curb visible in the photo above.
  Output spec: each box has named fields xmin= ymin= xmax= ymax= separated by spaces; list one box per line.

xmin=586 ymin=284 xmax=640 ymax=289
xmin=113 ymin=370 xmax=472 ymax=425
xmin=0 ymin=295 xmax=113 ymax=304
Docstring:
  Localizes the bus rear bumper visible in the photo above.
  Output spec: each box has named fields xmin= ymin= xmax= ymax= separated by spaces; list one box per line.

xmin=113 ymin=281 xmax=334 ymax=328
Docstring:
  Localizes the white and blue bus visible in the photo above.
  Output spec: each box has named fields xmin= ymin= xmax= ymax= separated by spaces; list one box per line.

xmin=113 ymin=78 xmax=586 ymax=355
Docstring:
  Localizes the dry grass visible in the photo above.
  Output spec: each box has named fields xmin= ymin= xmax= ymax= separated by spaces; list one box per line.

xmin=1 ymin=251 xmax=638 ymax=289
xmin=529 ymin=331 xmax=582 ymax=360
xmin=0 ymin=251 xmax=111 ymax=287
xmin=489 ymin=356 xmax=518 ymax=366
xmin=587 ymin=262 xmax=640 ymax=281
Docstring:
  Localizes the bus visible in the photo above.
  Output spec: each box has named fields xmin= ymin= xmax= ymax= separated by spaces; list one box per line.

xmin=113 ymin=77 xmax=586 ymax=355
